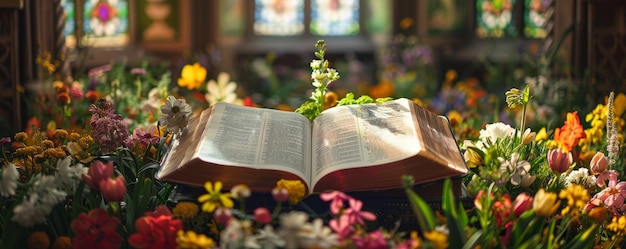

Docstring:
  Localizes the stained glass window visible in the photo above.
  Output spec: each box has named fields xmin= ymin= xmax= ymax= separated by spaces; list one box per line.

xmin=524 ymin=0 xmax=552 ymax=38
xmin=254 ymin=0 xmax=305 ymax=36
xmin=82 ymin=0 xmax=129 ymax=47
xmin=310 ymin=0 xmax=359 ymax=36
xmin=475 ymin=0 xmax=517 ymax=38
xmin=62 ymin=0 xmax=76 ymax=48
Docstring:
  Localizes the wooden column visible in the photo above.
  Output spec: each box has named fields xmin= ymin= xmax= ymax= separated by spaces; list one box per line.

xmin=0 ymin=0 xmax=24 ymax=136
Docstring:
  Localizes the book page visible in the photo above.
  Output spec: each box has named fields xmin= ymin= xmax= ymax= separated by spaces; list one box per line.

xmin=197 ymin=103 xmax=312 ymax=183
xmin=311 ymin=99 xmax=421 ymax=185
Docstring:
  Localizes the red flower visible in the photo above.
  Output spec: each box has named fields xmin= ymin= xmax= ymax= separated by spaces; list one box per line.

xmin=71 ymin=208 xmax=122 ymax=249
xmin=99 ymin=176 xmax=126 ymax=202
xmin=82 ymin=160 xmax=114 ymax=190
xmin=492 ymin=194 xmax=512 ymax=227
xmin=553 ymin=111 xmax=586 ymax=152
xmin=128 ymin=214 xmax=183 ymax=249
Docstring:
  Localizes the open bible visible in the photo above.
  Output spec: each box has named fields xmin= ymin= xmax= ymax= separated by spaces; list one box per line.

xmin=157 ymin=98 xmax=468 ymax=194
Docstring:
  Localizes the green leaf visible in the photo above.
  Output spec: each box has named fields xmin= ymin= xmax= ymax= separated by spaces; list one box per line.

xmin=405 ymin=187 xmax=436 ymax=231
xmin=560 ymin=224 xmax=598 ymax=249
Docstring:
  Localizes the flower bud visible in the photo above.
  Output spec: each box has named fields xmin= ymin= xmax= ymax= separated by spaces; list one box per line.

xmin=271 ymin=187 xmax=289 ymax=202
xmin=254 ymin=207 xmax=272 ymax=224
xmin=230 ymin=184 xmax=251 ymax=199
xmin=513 ymin=192 xmax=533 ymax=217
xmin=548 ymin=148 xmax=573 ymax=174
xmin=99 ymin=176 xmax=126 ymax=202
xmin=533 ymin=189 xmax=559 ymax=216
xmin=214 ymin=207 xmax=232 ymax=224
xmin=590 ymin=152 xmax=609 ymax=175
xmin=588 ymin=207 xmax=609 ymax=223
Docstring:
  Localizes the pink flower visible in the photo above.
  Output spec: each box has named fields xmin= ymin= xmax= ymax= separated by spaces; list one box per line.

xmin=82 ymin=160 xmax=114 ymax=190
xmin=344 ymin=198 xmax=377 ymax=226
xmin=513 ymin=192 xmax=533 ymax=217
xmin=133 ymin=126 xmax=159 ymax=147
xmin=329 ymin=215 xmax=355 ymax=239
xmin=99 ymin=176 xmax=126 ymax=202
xmin=590 ymin=151 xmax=609 ymax=175
xmin=592 ymin=170 xmax=626 ymax=215
xmin=548 ymin=148 xmax=573 ymax=174
xmin=352 ymin=230 xmax=389 ymax=249
xmin=320 ymin=190 xmax=352 ymax=215
xmin=214 ymin=207 xmax=232 ymax=224
xmin=254 ymin=207 xmax=272 ymax=224
xmin=71 ymin=208 xmax=122 ymax=249
xmin=271 ymin=187 xmax=289 ymax=202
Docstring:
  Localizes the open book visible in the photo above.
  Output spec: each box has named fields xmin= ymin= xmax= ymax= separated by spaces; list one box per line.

xmin=157 ymin=98 xmax=468 ymax=194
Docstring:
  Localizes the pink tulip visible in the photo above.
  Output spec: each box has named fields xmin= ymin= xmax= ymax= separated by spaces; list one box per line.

xmin=99 ymin=176 xmax=126 ymax=202
xmin=82 ymin=160 xmax=114 ymax=190
xmin=513 ymin=192 xmax=533 ymax=217
xmin=548 ymin=148 xmax=572 ymax=174
xmin=590 ymin=152 xmax=609 ymax=175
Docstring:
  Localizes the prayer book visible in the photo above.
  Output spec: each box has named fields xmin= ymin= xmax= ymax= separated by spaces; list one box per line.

xmin=157 ymin=98 xmax=468 ymax=194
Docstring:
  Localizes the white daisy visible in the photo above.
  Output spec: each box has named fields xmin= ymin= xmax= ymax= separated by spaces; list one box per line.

xmin=159 ymin=95 xmax=193 ymax=134
xmin=565 ymin=168 xmax=596 ymax=189
xmin=255 ymin=225 xmax=286 ymax=249
xmin=0 ymin=163 xmax=19 ymax=197
xmin=279 ymin=211 xmax=309 ymax=249
xmin=205 ymin=72 xmax=239 ymax=106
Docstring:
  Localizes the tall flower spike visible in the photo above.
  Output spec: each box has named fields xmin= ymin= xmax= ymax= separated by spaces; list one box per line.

xmin=606 ymin=92 xmax=620 ymax=166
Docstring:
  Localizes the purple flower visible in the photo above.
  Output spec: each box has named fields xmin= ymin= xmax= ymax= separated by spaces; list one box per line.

xmin=0 ymin=137 xmax=11 ymax=146
xmin=89 ymin=100 xmax=134 ymax=152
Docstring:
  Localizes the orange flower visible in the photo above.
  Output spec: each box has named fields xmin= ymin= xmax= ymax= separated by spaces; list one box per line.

xmin=553 ymin=112 xmax=586 ymax=151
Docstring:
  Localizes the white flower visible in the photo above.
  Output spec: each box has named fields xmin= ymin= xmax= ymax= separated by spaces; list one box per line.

xmin=279 ymin=211 xmax=309 ymax=249
xmin=479 ymin=122 xmax=516 ymax=144
xmin=220 ymin=219 xmax=257 ymax=249
xmin=12 ymin=195 xmax=47 ymax=227
xmin=298 ymin=218 xmax=339 ymax=249
xmin=565 ymin=168 xmax=597 ymax=189
xmin=205 ymin=72 xmax=239 ymax=106
xmin=55 ymin=156 xmax=88 ymax=192
xmin=159 ymin=95 xmax=193 ymax=134
xmin=499 ymin=153 xmax=535 ymax=187
xmin=255 ymin=225 xmax=285 ymax=249
xmin=0 ymin=163 xmax=19 ymax=197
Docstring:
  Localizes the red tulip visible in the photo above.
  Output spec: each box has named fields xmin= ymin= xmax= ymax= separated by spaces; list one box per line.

xmin=99 ymin=176 xmax=126 ymax=202
xmin=513 ymin=192 xmax=533 ymax=217
xmin=82 ymin=160 xmax=114 ymax=190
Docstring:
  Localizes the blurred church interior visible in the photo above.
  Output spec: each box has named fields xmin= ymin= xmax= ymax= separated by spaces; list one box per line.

xmin=1 ymin=0 xmax=625 ymax=137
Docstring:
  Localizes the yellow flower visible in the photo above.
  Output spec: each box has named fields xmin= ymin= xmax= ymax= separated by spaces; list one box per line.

xmin=535 ymin=127 xmax=548 ymax=142
xmin=27 ymin=231 xmax=50 ymax=249
xmin=613 ymin=92 xmax=626 ymax=117
xmin=67 ymin=141 xmax=94 ymax=163
xmin=197 ymin=181 xmax=234 ymax=213
xmin=176 ymin=230 xmax=216 ymax=249
xmin=446 ymin=110 xmax=462 ymax=127
xmin=607 ymin=215 xmax=626 ymax=236
xmin=533 ymin=189 xmax=560 ymax=216
xmin=558 ymin=184 xmax=589 ymax=217
xmin=14 ymin=132 xmax=28 ymax=141
xmin=52 ymin=236 xmax=71 ymax=249
xmin=178 ymin=63 xmax=207 ymax=90
xmin=172 ymin=201 xmax=199 ymax=221
xmin=53 ymin=129 xmax=68 ymax=139
xmin=276 ymin=179 xmax=306 ymax=204
xmin=423 ymin=230 xmax=449 ymax=249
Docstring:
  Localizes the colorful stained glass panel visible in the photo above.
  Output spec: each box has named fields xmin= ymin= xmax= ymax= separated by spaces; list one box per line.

xmin=254 ymin=0 xmax=304 ymax=36
xmin=475 ymin=0 xmax=517 ymax=38
xmin=83 ymin=0 xmax=129 ymax=47
xmin=524 ymin=0 xmax=552 ymax=38
xmin=310 ymin=0 xmax=360 ymax=36
xmin=62 ymin=0 xmax=76 ymax=48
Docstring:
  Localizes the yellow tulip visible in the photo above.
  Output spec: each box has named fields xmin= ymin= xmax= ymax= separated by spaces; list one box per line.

xmin=533 ymin=189 xmax=560 ymax=216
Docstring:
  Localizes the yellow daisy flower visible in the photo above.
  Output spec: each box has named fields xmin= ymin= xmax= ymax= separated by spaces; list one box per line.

xmin=176 ymin=230 xmax=216 ymax=249
xmin=197 ymin=181 xmax=233 ymax=213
